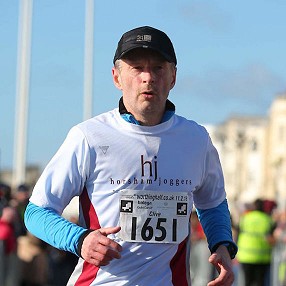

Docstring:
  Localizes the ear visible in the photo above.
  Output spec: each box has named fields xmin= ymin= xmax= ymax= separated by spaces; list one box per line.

xmin=169 ymin=66 xmax=177 ymax=90
xmin=112 ymin=67 xmax=123 ymax=90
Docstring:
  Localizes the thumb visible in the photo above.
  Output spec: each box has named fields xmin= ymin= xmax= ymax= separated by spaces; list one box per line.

xmin=98 ymin=226 xmax=121 ymax=236
xmin=209 ymin=253 xmax=221 ymax=273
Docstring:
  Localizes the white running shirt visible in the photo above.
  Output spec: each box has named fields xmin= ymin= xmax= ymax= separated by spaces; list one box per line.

xmin=30 ymin=108 xmax=226 ymax=286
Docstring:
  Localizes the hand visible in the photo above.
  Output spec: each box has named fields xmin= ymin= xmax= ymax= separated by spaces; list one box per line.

xmin=81 ymin=226 xmax=122 ymax=266
xmin=207 ymin=245 xmax=234 ymax=286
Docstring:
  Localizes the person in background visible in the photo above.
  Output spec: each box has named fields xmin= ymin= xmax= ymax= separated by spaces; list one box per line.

xmin=0 ymin=207 xmax=17 ymax=255
xmin=0 ymin=183 xmax=19 ymax=286
xmin=0 ymin=205 xmax=18 ymax=286
xmin=11 ymin=184 xmax=30 ymax=237
xmin=24 ymin=26 xmax=237 ymax=286
xmin=0 ymin=183 xmax=7 ymax=217
xmin=237 ymin=198 xmax=276 ymax=286
xmin=0 ymin=183 xmax=12 ymax=217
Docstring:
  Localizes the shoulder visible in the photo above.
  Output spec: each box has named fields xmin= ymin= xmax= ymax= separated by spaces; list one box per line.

xmin=63 ymin=109 xmax=121 ymax=149
xmin=174 ymin=114 xmax=208 ymax=134
xmin=173 ymin=115 xmax=210 ymax=147
xmin=68 ymin=109 xmax=118 ymax=138
xmin=76 ymin=109 xmax=118 ymax=132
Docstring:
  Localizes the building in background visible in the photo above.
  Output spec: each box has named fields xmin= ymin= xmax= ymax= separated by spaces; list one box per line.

xmin=267 ymin=94 xmax=286 ymax=211
xmin=207 ymin=93 xmax=286 ymax=221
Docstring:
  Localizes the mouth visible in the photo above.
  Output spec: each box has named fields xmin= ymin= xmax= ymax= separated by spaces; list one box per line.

xmin=141 ymin=90 xmax=155 ymax=99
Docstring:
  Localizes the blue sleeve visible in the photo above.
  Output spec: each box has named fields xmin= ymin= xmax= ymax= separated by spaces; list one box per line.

xmin=24 ymin=202 xmax=87 ymax=256
xmin=196 ymin=199 xmax=237 ymax=252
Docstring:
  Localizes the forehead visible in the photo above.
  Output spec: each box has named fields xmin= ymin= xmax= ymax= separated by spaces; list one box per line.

xmin=121 ymin=48 xmax=167 ymax=63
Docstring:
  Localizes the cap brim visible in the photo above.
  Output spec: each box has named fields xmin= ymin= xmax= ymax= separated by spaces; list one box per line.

xmin=114 ymin=44 xmax=174 ymax=64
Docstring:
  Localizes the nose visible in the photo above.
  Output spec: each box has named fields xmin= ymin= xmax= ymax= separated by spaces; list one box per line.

xmin=141 ymin=68 xmax=154 ymax=84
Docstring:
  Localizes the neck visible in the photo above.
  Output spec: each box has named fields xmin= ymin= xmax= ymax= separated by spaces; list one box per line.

xmin=118 ymin=97 xmax=175 ymax=126
xmin=137 ymin=116 xmax=163 ymax=126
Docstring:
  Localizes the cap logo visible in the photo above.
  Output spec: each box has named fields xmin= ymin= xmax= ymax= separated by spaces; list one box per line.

xmin=136 ymin=34 xmax=152 ymax=42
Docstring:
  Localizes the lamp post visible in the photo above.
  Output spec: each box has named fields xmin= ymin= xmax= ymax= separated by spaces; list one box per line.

xmin=13 ymin=0 xmax=33 ymax=188
xmin=83 ymin=0 xmax=94 ymax=121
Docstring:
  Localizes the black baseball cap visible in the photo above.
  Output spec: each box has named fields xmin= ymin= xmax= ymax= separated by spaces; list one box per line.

xmin=113 ymin=26 xmax=177 ymax=66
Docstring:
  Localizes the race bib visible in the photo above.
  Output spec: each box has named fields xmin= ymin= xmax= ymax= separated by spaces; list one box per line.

xmin=119 ymin=190 xmax=190 ymax=244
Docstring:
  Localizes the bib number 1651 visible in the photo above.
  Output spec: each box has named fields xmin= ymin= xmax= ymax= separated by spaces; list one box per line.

xmin=131 ymin=217 xmax=177 ymax=242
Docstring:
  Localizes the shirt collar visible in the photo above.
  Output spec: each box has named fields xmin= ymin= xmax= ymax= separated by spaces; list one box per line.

xmin=119 ymin=97 xmax=175 ymax=125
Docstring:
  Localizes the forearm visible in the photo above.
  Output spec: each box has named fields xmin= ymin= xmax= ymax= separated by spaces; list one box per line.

xmin=24 ymin=202 xmax=87 ymax=256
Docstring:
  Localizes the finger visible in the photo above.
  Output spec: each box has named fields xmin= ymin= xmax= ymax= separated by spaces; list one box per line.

xmin=93 ymin=230 xmax=122 ymax=252
xmin=98 ymin=226 xmax=121 ymax=236
xmin=80 ymin=228 xmax=122 ymax=264
xmin=207 ymin=273 xmax=234 ymax=286
xmin=208 ymin=264 xmax=235 ymax=286
xmin=209 ymin=254 xmax=221 ymax=273
xmin=82 ymin=243 xmax=121 ymax=266
xmin=85 ymin=254 xmax=112 ymax=267
xmin=209 ymin=252 xmax=219 ymax=264
xmin=93 ymin=242 xmax=122 ymax=260
xmin=89 ymin=247 xmax=121 ymax=265
xmin=208 ymin=255 xmax=234 ymax=286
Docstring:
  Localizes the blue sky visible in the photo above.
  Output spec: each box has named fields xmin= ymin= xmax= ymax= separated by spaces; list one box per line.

xmin=1 ymin=0 xmax=286 ymax=170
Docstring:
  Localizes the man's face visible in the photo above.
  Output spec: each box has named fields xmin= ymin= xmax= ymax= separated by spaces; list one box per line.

xmin=112 ymin=48 xmax=176 ymax=125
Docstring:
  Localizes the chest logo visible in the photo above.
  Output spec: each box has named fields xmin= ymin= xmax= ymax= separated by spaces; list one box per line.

xmin=99 ymin=146 xmax=109 ymax=155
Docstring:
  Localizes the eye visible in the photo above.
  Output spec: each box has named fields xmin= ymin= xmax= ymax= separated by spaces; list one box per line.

xmin=132 ymin=65 xmax=143 ymax=71
xmin=153 ymin=65 xmax=164 ymax=72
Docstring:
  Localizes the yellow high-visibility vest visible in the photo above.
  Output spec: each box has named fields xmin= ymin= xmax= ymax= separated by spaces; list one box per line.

xmin=237 ymin=210 xmax=274 ymax=264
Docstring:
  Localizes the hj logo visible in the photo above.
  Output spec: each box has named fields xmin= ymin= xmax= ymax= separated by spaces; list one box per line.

xmin=140 ymin=155 xmax=158 ymax=181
